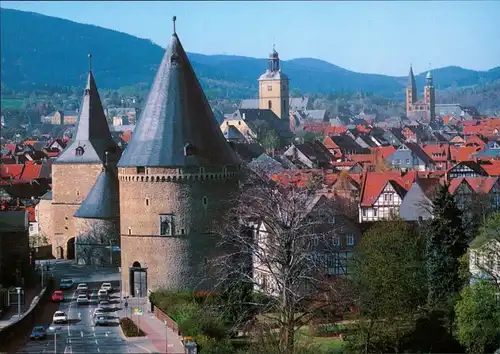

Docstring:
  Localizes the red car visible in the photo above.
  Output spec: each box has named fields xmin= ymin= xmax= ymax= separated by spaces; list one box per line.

xmin=51 ymin=290 xmax=64 ymax=302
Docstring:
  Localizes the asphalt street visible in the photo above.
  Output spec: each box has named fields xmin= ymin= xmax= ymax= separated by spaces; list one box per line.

xmin=15 ymin=261 xmax=155 ymax=354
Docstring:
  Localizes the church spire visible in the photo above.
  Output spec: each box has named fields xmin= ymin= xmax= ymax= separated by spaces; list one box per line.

xmin=268 ymin=44 xmax=280 ymax=72
xmin=407 ymin=64 xmax=417 ymax=104
xmin=55 ymin=55 xmax=119 ymax=165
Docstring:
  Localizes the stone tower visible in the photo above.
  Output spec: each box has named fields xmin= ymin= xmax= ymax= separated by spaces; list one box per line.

xmin=405 ymin=64 xmax=417 ymax=117
xmin=74 ymin=151 xmax=120 ymax=265
xmin=117 ymin=17 xmax=241 ymax=297
xmin=424 ymin=70 xmax=436 ymax=125
xmin=45 ymin=56 xmax=119 ymax=259
xmin=258 ymin=45 xmax=290 ymax=120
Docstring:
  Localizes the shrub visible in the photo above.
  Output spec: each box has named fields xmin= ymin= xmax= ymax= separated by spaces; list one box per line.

xmin=196 ymin=335 xmax=234 ymax=354
xmin=119 ymin=317 xmax=145 ymax=337
xmin=313 ymin=323 xmax=347 ymax=337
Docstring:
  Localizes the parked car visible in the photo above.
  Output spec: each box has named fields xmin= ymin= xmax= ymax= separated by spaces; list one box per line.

xmin=30 ymin=326 xmax=47 ymax=340
xmin=51 ymin=290 xmax=64 ymax=302
xmin=101 ymin=283 xmax=113 ymax=292
xmin=59 ymin=278 xmax=74 ymax=290
xmin=77 ymin=294 xmax=89 ymax=305
xmin=52 ymin=311 xmax=68 ymax=324
xmin=94 ymin=315 xmax=112 ymax=326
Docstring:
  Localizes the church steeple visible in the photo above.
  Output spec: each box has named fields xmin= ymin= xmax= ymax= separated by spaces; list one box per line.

xmin=407 ymin=64 xmax=417 ymax=102
xmin=55 ymin=55 xmax=119 ymax=165
xmin=268 ymin=44 xmax=280 ymax=72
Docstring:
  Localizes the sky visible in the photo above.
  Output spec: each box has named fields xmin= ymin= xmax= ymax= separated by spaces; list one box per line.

xmin=2 ymin=1 xmax=500 ymax=76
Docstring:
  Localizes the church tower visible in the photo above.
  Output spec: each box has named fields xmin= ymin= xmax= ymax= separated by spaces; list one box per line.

xmin=258 ymin=46 xmax=290 ymax=120
xmin=117 ymin=17 xmax=241 ymax=296
xmin=424 ymin=70 xmax=436 ymax=125
xmin=405 ymin=64 xmax=417 ymax=117
xmin=44 ymin=55 xmax=120 ymax=260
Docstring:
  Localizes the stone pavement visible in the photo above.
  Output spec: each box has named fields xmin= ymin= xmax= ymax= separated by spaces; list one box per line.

xmin=119 ymin=299 xmax=186 ymax=354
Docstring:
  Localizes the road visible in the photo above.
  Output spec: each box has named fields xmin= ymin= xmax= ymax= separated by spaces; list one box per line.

xmin=15 ymin=261 xmax=156 ymax=353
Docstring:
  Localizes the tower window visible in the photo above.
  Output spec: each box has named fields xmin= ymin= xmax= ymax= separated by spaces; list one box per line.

xmin=200 ymin=167 xmax=205 ymax=174
xmin=184 ymin=142 xmax=194 ymax=157
xmin=137 ymin=167 xmax=145 ymax=174
xmin=75 ymin=146 xmax=84 ymax=156
xmin=145 ymin=198 xmax=149 ymax=206
xmin=128 ymin=227 xmax=132 ymax=235
xmin=159 ymin=214 xmax=174 ymax=236
xmin=268 ymin=100 xmax=272 ymax=109
xmin=203 ymin=196 xmax=208 ymax=206
xmin=181 ymin=228 xmax=185 ymax=235
xmin=267 ymin=85 xmax=272 ymax=91
xmin=76 ymin=190 xmax=80 ymax=197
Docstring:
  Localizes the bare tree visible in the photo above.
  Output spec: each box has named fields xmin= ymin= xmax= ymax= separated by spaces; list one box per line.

xmin=76 ymin=219 xmax=119 ymax=266
xmin=211 ymin=168 xmax=354 ymax=353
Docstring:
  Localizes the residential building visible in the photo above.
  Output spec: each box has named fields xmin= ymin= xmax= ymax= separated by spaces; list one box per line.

xmin=386 ymin=143 xmax=434 ymax=171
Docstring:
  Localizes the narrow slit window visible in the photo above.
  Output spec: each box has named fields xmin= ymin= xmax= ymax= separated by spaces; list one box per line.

xmin=202 ymin=196 xmax=208 ymax=206
xmin=181 ymin=228 xmax=185 ymax=235
xmin=128 ymin=227 xmax=132 ymax=235
xmin=145 ymin=198 xmax=149 ymax=206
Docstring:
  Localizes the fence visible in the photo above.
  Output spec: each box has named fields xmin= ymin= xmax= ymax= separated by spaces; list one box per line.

xmin=153 ymin=306 xmax=181 ymax=335
xmin=0 ymin=278 xmax=54 ymax=352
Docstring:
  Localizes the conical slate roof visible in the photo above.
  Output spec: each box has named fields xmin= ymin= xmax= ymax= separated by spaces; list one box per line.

xmin=55 ymin=68 xmax=119 ymax=164
xmin=117 ymin=29 xmax=240 ymax=168
xmin=74 ymin=164 xmax=119 ymax=219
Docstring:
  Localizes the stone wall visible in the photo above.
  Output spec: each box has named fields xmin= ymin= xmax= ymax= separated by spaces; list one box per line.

xmin=74 ymin=218 xmax=120 ymax=265
xmin=119 ymin=167 xmax=239 ymax=292
xmin=0 ymin=279 xmax=54 ymax=352
xmin=47 ymin=163 xmax=103 ymax=259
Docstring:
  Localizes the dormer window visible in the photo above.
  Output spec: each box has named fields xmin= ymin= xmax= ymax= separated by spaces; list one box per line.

xmin=170 ymin=53 xmax=180 ymax=64
xmin=75 ymin=146 xmax=85 ymax=156
xmin=184 ymin=143 xmax=194 ymax=157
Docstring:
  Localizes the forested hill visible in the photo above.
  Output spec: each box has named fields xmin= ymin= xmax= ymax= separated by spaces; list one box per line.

xmin=1 ymin=8 xmax=499 ymax=99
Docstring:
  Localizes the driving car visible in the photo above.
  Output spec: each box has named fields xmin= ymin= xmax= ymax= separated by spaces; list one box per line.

xmin=98 ymin=299 xmax=111 ymax=309
xmin=59 ymin=278 xmax=74 ymax=290
xmin=93 ymin=308 xmax=106 ymax=318
xmin=30 ymin=326 xmax=47 ymax=340
xmin=97 ymin=289 xmax=108 ymax=301
xmin=51 ymin=290 xmax=64 ymax=302
xmin=94 ymin=315 xmax=112 ymax=326
xmin=76 ymin=294 xmax=89 ymax=305
xmin=101 ymin=283 xmax=113 ymax=292
xmin=76 ymin=283 xmax=88 ymax=293
xmin=53 ymin=311 xmax=68 ymax=324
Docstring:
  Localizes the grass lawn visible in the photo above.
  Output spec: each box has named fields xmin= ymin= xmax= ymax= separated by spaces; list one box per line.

xmin=311 ymin=336 xmax=344 ymax=353
xmin=1 ymin=98 xmax=24 ymax=109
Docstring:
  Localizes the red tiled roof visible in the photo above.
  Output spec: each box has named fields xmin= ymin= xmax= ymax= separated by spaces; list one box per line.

xmin=121 ymin=130 xmax=133 ymax=143
xmin=322 ymin=136 xmax=339 ymax=149
xmin=482 ymin=161 xmax=500 ymax=176
xmin=423 ymin=144 xmax=449 ymax=162
xmin=347 ymin=154 xmax=374 ymax=163
xmin=359 ymin=171 xmax=416 ymax=207
xmin=21 ymin=162 xmax=42 ymax=180
xmin=324 ymin=126 xmax=347 ymax=136
xmin=465 ymin=177 xmax=498 ymax=194
xmin=450 ymin=146 xmax=482 ymax=162
xmin=465 ymin=135 xmax=487 ymax=148
xmin=0 ymin=164 xmax=23 ymax=179
xmin=370 ymin=146 xmax=396 ymax=160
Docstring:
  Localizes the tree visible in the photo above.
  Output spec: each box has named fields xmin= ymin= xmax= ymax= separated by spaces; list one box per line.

xmin=75 ymin=220 xmax=119 ymax=266
xmin=425 ymin=183 xmax=467 ymax=313
xmin=261 ymin=129 xmax=281 ymax=156
xmin=212 ymin=168 xmax=348 ymax=353
xmin=347 ymin=219 xmax=426 ymax=353
xmin=454 ymin=280 xmax=500 ymax=354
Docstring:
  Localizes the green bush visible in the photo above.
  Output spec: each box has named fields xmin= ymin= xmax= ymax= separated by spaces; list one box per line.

xmin=197 ymin=335 xmax=234 ymax=354
xmin=119 ymin=317 xmax=145 ymax=337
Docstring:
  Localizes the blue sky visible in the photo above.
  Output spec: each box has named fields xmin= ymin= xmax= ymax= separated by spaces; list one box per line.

xmin=2 ymin=1 xmax=499 ymax=76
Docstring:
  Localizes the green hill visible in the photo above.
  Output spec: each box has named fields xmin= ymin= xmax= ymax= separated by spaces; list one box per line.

xmin=1 ymin=8 xmax=499 ymax=100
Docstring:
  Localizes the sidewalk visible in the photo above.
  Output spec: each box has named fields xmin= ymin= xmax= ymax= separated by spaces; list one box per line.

xmin=0 ymin=285 xmax=42 ymax=329
xmin=120 ymin=299 xmax=185 ymax=354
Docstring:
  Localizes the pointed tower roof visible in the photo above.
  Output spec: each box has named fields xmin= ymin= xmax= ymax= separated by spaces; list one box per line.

xmin=407 ymin=65 xmax=416 ymax=88
xmin=55 ymin=55 xmax=118 ymax=165
xmin=74 ymin=158 xmax=119 ymax=219
xmin=118 ymin=18 xmax=240 ymax=168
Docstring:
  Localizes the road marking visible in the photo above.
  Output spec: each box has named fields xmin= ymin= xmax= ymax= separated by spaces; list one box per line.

xmin=68 ymin=338 xmax=71 ymax=343
xmin=97 ymin=348 xmax=100 ymax=353
xmin=105 ymin=332 xmax=108 ymax=337
xmin=93 ymin=332 xmax=96 ymax=337
xmin=78 ymin=312 xmax=81 ymax=319
xmin=95 ymin=339 xmax=98 ymax=344
xmin=80 ymin=331 xmax=84 ymax=337
xmin=134 ymin=344 xmax=152 ymax=353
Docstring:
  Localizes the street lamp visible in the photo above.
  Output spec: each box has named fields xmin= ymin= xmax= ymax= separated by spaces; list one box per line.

xmin=136 ymin=287 xmax=140 ymax=335
xmin=16 ymin=287 xmax=22 ymax=317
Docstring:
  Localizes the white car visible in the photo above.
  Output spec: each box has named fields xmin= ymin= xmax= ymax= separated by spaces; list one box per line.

xmin=97 ymin=289 xmax=108 ymax=300
xmin=76 ymin=294 xmax=89 ymax=305
xmin=98 ymin=299 xmax=111 ymax=308
xmin=52 ymin=311 xmax=68 ymax=324
xmin=101 ymin=283 xmax=113 ymax=292
xmin=76 ymin=283 xmax=88 ymax=293
xmin=93 ymin=308 xmax=106 ymax=318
